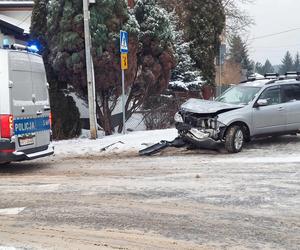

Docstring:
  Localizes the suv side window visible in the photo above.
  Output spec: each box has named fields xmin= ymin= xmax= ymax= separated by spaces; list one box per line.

xmin=294 ymin=84 xmax=300 ymax=100
xmin=259 ymin=86 xmax=281 ymax=106
xmin=282 ymin=84 xmax=300 ymax=102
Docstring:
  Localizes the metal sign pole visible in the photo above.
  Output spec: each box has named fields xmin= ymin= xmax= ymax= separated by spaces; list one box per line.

xmin=120 ymin=30 xmax=128 ymax=135
xmin=122 ymin=69 xmax=126 ymax=134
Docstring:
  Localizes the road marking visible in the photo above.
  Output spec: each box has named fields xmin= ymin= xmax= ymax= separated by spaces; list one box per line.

xmin=0 ymin=207 xmax=26 ymax=215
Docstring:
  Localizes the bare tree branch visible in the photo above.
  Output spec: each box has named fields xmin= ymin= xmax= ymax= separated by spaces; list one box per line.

xmin=222 ymin=0 xmax=255 ymax=35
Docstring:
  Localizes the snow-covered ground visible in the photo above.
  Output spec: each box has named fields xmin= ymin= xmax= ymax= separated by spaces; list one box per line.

xmin=53 ymin=129 xmax=178 ymax=157
xmin=52 ymin=128 xmax=300 ymax=164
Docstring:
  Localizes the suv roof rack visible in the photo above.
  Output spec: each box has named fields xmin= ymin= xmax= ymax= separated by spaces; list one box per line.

xmin=264 ymin=73 xmax=279 ymax=79
xmin=285 ymin=71 xmax=300 ymax=77
xmin=240 ymin=71 xmax=300 ymax=85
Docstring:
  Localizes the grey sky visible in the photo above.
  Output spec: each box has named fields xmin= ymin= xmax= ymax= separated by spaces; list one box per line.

xmin=244 ymin=0 xmax=300 ymax=65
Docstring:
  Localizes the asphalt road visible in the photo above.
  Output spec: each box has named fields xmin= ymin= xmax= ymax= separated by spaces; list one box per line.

xmin=0 ymin=139 xmax=299 ymax=249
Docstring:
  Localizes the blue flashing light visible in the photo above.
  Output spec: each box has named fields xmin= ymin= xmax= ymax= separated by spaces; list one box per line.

xmin=27 ymin=45 xmax=39 ymax=53
xmin=27 ymin=40 xmax=42 ymax=54
xmin=3 ymin=38 xmax=10 ymax=49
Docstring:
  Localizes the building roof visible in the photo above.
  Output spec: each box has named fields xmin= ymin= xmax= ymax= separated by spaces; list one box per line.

xmin=0 ymin=13 xmax=29 ymax=34
xmin=0 ymin=1 xmax=34 ymax=7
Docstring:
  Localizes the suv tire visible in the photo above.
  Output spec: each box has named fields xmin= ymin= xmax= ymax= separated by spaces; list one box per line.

xmin=225 ymin=126 xmax=245 ymax=153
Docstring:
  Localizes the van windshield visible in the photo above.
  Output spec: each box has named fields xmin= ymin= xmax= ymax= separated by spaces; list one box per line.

xmin=216 ymin=86 xmax=261 ymax=105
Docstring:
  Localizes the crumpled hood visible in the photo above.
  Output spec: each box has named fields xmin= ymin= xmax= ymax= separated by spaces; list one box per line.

xmin=181 ymin=98 xmax=244 ymax=114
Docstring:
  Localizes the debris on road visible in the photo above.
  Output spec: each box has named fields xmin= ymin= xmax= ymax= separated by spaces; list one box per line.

xmin=139 ymin=137 xmax=186 ymax=156
xmin=101 ymin=141 xmax=125 ymax=152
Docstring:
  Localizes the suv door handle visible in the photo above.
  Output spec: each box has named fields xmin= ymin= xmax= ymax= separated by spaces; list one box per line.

xmin=36 ymin=111 xmax=43 ymax=116
xmin=277 ymin=107 xmax=285 ymax=111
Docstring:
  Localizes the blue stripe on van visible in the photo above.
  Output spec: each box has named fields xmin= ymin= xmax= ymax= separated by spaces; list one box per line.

xmin=14 ymin=117 xmax=50 ymax=136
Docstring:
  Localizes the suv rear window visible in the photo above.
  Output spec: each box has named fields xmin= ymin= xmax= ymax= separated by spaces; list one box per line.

xmin=281 ymin=84 xmax=300 ymax=102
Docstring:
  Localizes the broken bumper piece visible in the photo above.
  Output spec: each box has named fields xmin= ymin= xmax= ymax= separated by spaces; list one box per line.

xmin=176 ymin=123 xmax=221 ymax=150
xmin=139 ymin=137 xmax=186 ymax=156
xmin=182 ymin=129 xmax=221 ymax=150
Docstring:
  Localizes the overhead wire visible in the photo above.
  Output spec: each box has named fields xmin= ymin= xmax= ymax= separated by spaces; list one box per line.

xmin=250 ymin=28 xmax=300 ymax=40
xmin=253 ymin=43 xmax=300 ymax=50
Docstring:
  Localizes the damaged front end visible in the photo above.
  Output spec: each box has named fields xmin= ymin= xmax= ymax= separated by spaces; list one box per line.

xmin=175 ymin=111 xmax=226 ymax=149
xmin=174 ymin=98 xmax=243 ymax=149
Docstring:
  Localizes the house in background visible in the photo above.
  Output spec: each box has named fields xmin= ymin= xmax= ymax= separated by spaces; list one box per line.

xmin=0 ymin=0 xmax=34 ymax=46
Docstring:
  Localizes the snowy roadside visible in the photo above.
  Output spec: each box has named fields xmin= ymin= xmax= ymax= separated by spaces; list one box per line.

xmin=52 ymin=128 xmax=300 ymax=164
xmin=52 ymin=129 xmax=178 ymax=157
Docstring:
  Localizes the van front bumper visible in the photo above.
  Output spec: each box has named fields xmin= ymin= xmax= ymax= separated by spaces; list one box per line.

xmin=0 ymin=144 xmax=54 ymax=162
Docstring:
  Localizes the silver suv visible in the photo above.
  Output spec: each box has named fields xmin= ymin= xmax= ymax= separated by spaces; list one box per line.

xmin=175 ymin=73 xmax=300 ymax=153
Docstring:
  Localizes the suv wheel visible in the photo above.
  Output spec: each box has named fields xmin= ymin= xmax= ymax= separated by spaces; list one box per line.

xmin=225 ymin=126 xmax=244 ymax=153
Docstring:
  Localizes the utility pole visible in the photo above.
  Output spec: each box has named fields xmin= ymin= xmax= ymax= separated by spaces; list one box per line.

xmin=83 ymin=0 xmax=97 ymax=139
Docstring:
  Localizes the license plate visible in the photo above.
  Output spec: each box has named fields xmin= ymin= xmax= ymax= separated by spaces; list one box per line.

xmin=19 ymin=137 xmax=34 ymax=147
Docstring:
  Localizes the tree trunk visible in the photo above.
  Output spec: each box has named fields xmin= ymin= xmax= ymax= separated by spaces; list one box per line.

xmin=99 ymin=92 xmax=113 ymax=136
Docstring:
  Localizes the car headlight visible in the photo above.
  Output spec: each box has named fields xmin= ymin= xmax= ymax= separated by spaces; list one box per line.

xmin=209 ymin=119 xmax=216 ymax=129
xmin=174 ymin=112 xmax=183 ymax=123
xmin=209 ymin=118 xmax=225 ymax=130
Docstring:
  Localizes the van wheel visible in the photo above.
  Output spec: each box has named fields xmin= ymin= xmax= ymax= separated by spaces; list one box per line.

xmin=225 ymin=126 xmax=244 ymax=153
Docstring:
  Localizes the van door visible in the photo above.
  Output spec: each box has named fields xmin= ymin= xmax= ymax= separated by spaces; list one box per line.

xmin=28 ymin=53 xmax=51 ymax=148
xmin=9 ymin=51 xmax=50 ymax=151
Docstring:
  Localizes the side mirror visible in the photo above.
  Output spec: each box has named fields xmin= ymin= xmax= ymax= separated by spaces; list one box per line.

xmin=256 ymin=99 xmax=268 ymax=107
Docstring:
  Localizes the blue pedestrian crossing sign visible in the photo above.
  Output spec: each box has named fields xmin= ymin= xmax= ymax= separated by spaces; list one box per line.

xmin=120 ymin=30 xmax=128 ymax=53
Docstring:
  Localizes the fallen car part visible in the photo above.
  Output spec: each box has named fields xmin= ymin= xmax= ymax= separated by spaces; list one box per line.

xmin=182 ymin=132 xmax=222 ymax=150
xmin=101 ymin=141 xmax=124 ymax=152
xmin=139 ymin=137 xmax=186 ymax=156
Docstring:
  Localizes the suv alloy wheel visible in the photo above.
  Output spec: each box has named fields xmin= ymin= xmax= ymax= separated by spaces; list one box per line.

xmin=225 ymin=126 xmax=245 ymax=153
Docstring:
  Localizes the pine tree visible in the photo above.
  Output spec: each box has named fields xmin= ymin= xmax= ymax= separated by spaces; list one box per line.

xmin=255 ymin=62 xmax=264 ymax=75
xmin=30 ymin=0 xmax=81 ymax=139
xmin=32 ymin=0 xmax=175 ymax=135
xmin=185 ymin=0 xmax=225 ymax=85
xmin=167 ymin=9 xmax=200 ymax=84
xmin=280 ymin=51 xmax=294 ymax=74
xmin=130 ymin=0 xmax=176 ymax=98
xmin=228 ymin=35 xmax=252 ymax=75
xmin=47 ymin=0 xmax=134 ymax=135
xmin=294 ymin=52 xmax=300 ymax=72
xmin=30 ymin=0 xmax=48 ymax=52
xmin=263 ymin=59 xmax=274 ymax=74
xmin=158 ymin=0 xmax=224 ymax=86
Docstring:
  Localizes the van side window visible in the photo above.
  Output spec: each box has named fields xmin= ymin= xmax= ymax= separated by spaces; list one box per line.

xmin=282 ymin=84 xmax=300 ymax=102
xmin=259 ymin=87 xmax=281 ymax=105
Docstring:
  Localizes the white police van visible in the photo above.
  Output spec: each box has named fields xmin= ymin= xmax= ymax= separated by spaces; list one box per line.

xmin=0 ymin=43 xmax=54 ymax=164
